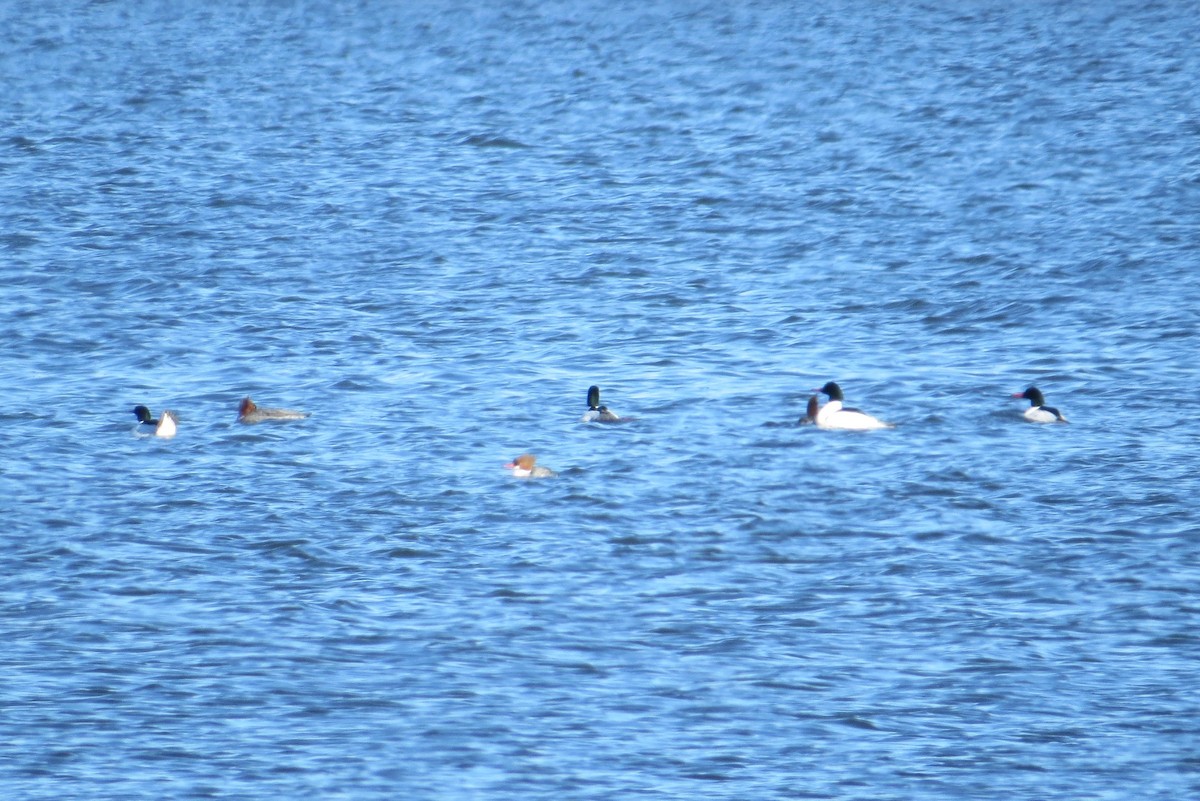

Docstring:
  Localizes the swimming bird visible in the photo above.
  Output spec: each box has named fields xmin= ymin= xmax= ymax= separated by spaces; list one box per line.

xmin=237 ymin=396 xmax=310 ymax=424
xmin=798 ymin=394 xmax=820 ymax=425
xmin=581 ymin=385 xmax=622 ymax=423
xmin=505 ymin=453 xmax=557 ymax=478
xmin=811 ymin=381 xmax=892 ymax=430
xmin=132 ymin=405 xmax=178 ymax=438
xmin=1012 ymin=387 xmax=1068 ymax=423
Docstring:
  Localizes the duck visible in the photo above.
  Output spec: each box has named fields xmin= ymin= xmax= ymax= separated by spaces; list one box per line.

xmin=581 ymin=385 xmax=623 ymax=423
xmin=811 ymin=381 xmax=892 ymax=430
xmin=237 ymin=396 xmax=310 ymax=424
xmin=132 ymin=405 xmax=178 ymax=438
xmin=1012 ymin=386 xmax=1068 ymax=423
xmin=505 ymin=453 xmax=557 ymax=478
xmin=798 ymin=394 xmax=820 ymax=425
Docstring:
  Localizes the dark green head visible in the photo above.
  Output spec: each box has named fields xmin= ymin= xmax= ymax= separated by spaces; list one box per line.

xmin=1013 ymin=387 xmax=1046 ymax=406
xmin=815 ymin=381 xmax=844 ymax=402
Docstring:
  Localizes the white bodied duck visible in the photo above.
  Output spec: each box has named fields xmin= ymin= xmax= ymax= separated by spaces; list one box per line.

xmin=132 ymin=405 xmax=178 ymax=438
xmin=812 ymin=381 xmax=893 ymax=430
xmin=1012 ymin=386 xmax=1068 ymax=423
xmin=581 ymin=385 xmax=623 ymax=423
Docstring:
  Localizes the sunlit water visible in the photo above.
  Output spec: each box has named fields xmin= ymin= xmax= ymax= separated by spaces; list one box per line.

xmin=2 ymin=2 xmax=1199 ymax=799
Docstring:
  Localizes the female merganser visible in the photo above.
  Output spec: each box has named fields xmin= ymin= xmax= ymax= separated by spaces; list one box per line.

xmin=505 ymin=453 xmax=557 ymax=478
xmin=237 ymin=396 xmax=310 ymax=424
xmin=581 ymin=385 xmax=622 ymax=423
xmin=798 ymin=395 xmax=820 ymax=425
xmin=132 ymin=405 xmax=178 ymax=438
xmin=812 ymin=381 xmax=893 ymax=430
xmin=1012 ymin=387 xmax=1068 ymax=423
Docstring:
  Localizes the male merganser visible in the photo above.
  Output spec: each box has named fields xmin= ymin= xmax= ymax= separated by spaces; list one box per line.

xmin=237 ymin=396 xmax=310 ymax=424
xmin=581 ymin=385 xmax=622 ymax=423
xmin=132 ymin=405 xmax=178 ymax=438
xmin=812 ymin=381 xmax=893 ymax=430
xmin=505 ymin=453 xmax=557 ymax=478
xmin=1012 ymin=387 xmax=1068 ymax=423
xmin=798 ymin=395 xmax=820 ymax=425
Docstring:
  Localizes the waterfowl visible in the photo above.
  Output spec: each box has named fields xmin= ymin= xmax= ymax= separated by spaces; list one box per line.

xmin=812 ymin=381 xmax=892 ymax=430
xmin=799 ymin=394 xmax=820 ymax=425
xmin=505 ymin=453 xmax=556 ymax=478
xmin=581 ymin=385 xmax=622 ymax=423
xmin=1012 ymin=387 xmax=1068 ymax=423
xmin=132 ymin=405 xmax=177 ymax=438
xmin=237 ymin=396 xmax=310 ymax=424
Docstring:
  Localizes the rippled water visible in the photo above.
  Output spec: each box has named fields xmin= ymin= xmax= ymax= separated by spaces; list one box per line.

xmin=3 ymin=1 xmax=1199 ymax=799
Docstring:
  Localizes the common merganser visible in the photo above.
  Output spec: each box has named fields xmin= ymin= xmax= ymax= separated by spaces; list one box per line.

xmin=1012 ymin=387 xmax=1068 ymax=423
xmin=812 ymin=381 xmax=892 ymax=430
xmin=132 ymin=405 xmax=177 ymax=438
xmin=581 ymin=385 xmax=622 ymax=423
xmin=237 ymin=396 xmax=310 ymax=424
xmin=505 ymin=453 xmax=557 ymax=478
xmin=798 ymin=395 xmax=820 ymax=425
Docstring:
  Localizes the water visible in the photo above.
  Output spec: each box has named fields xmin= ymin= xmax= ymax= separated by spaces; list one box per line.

xmin=2 ymin=1 xmax=1199 ymax=799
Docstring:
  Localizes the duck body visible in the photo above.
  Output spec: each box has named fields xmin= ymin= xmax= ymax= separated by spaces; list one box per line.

xmin=1012 ymin=387 xmax=1068 ymax=423
xmin=505 ymin=454 xmax=556 ymax=478
xmin=132 ymin=405 xmax=178 ymax=438
xmin=812 ymin=381 xmax=892 ymax=430
xmin=237 ymin=396 xmax=310 ymax=424
xmin=581 ymin=385 xmax=624 ymax=423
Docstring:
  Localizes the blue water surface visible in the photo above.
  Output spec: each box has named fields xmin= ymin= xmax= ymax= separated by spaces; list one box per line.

xmin=2 ymin=1 xmax=1199 ymax=799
